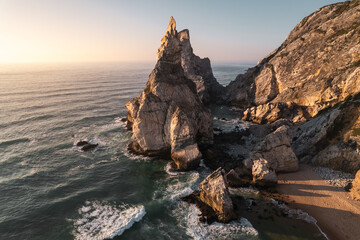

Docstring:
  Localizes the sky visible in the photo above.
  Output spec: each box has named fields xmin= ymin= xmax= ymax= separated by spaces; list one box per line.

xmin=0 ymin=0 xmax=342 ymax=64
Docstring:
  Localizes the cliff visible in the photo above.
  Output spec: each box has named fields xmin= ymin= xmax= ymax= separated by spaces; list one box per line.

xmin=226 ymin=0 xmax=360 ymax=124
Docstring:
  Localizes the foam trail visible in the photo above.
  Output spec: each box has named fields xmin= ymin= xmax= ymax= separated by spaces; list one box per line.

xmin=274 ymin=200 xmax=329 ymax=240
xmin=174 ymin=201 xmax=258 ymax=240
xmin=73 ymin=201 xmax=146 ymax=240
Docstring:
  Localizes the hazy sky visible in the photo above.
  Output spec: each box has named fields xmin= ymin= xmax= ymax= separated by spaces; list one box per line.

xmin=0 ymin=0 xmax=342 ymax=63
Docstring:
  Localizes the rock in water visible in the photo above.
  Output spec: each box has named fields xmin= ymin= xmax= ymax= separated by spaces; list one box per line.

xmin=76 ymin=140 xmax=89 ymax=147
xmin=80 ymin=143 xmax=98 ymax=151
xmin=252 ymin=158 xmax=277 ymax=187
xmin=252 ymin=125 xmax=299 ymax=172
xmin=226 ymin=0 xmax=360 ymax=123
xmin=126 ymin=17 xmax=213 ymax=170
xmin=198 ymin=168 xmax=236 ymax=222
xmin=351 ymin=170 xmax=360 ymax=200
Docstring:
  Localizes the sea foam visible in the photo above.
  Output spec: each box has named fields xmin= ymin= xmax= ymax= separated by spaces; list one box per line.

xmin=174 ymin=201 xmax=259 ymax=240
xmin=73 ymin=201 xmax=146 ymax=240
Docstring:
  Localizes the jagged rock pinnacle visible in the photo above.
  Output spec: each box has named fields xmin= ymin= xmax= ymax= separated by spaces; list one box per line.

xmin=166 ymin=16 xmax=176 ymax=35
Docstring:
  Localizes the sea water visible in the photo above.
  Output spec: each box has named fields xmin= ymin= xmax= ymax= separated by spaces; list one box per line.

xmin=0 ymin=62 xmax=322 ymax=240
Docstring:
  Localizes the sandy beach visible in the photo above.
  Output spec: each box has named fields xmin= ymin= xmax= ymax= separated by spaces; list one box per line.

xmin=276 ymin=164 xmax=360 ymax=240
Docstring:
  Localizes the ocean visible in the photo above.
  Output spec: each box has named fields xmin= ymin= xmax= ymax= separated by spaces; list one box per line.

xmin=0 ymin=62 xmax=323 ymax=240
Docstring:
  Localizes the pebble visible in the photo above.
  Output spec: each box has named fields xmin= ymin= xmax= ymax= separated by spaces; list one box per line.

xmin=314 ymin=167 xmax=355 ymax=188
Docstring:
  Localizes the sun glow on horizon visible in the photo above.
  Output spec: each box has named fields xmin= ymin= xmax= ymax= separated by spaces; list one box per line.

xmin=0 ymin=0 xmax=341 ymax=64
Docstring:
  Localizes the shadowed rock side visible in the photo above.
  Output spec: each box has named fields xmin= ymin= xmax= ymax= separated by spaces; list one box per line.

xmin=126 ymin=17 xmax=213 ymax=170
xmin=252 ymin=125 xmax=299 ymax=172
xmin=225 ymin=0 xmax=360 ymax=124
xmin=157 ymin=17 xmax=224 ymax=104
xmin=197 ymin=168 xmax=236 ymax=222
xmin=292 ymin=98 xmax=360 ymax=173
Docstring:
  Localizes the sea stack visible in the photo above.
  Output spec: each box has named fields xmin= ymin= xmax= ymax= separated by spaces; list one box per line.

xmin=126 ymin=17 xmax=213 ymax=170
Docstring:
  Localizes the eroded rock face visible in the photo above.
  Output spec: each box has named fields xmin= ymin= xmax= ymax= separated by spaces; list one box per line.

xmin=157 ymin=17 xmax=224 ymax=104
xmin=226 ymin=0 xmax=360 ymax=123
xmin=198 ymin=168 xmax=236 ymax=222
xmin=126 ymin=17 xmax=213 ymax=170
xmin=292 ymin=101 xmax=360 ymax=173
xmin=252 ymin=158 xmax=277 ymax=187
xmin=252 ymin=125 xmax=299 ymax=172
xmin=351 ymin=170 xmax=360 ymax=200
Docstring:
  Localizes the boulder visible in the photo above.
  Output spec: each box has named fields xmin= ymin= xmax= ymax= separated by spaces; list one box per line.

xmin=75 ymin=140 xmax=98 ymax=151
xmin=80 ymin=143 xmax=98 ymax=151
xmin=76 ymin=140 xmax=89 ymax=147
xmin=126 ymin=17 xmax=213 ymax=170
xmin=350 ymin=170 xmax=360 ymax=200
xmin=252 ymin=125 xmax=299 ymax=172
xmin=252 ymin=158 xmax=277 ymax=187
xmin=226 ymin=169 xmax=249 ymax=187
xmin=198 ymin=167 xmax=236 ymax=222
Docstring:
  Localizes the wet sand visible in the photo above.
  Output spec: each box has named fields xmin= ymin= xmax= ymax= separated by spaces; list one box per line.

xmin=276 ymin=164 xmax=360 ymax=240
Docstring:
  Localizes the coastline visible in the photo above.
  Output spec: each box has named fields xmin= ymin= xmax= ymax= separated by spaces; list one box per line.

xmin=276 ymin=164 xmax=360 ymax=240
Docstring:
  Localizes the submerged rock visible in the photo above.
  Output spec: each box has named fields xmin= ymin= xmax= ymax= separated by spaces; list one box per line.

xmin=198 ymin=167 xmax=236 ymax=222
xmin=76 ymin=140 xmax=89 ymax=147
xmin=75 ymin=140 xmax=98 ymax=151
xmin=252 ymin=158 xmax=277 ymax=187
xmin=126 ymin=17 xmax=213 ymax=170
xmin=252 ymin=125 xmax=299 ymax=172
xmin=80 ymin=143 xmax=98 ymax=151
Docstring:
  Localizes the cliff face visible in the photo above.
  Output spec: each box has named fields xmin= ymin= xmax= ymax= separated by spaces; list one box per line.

xmin=226 ymin=0 xmax=360 ymax=124
xmin=157 ymin=17 xmax=224 ymax=104
xmin=126 ymin=17 xmax=214 ymax=170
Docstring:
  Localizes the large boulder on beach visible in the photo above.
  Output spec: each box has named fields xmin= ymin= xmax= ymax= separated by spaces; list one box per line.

xmin=252 ymin=158 xmax=277 ymax=187
xmin=126 ymin=17 xmax=213 ymax=170
xmin=351 ymin=170 xmax=360 ymax=200
xmin=225 ymin=0 xmax=360 ymax=123
xmin=252 ymin=125 xmax=299 ymax=172
xmin=198 ymin=168 xmax=236 ymax=222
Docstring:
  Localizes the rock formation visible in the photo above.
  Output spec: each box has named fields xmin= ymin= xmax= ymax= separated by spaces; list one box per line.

xmin=226 ymin=168 xmax=250 ymax=187
xmin=252 ymin=125 xmax=299 ymax=172
xmin=251 ymin=158 xmax=277 ymax=187
xmin=292 ymin=98 xmax=360 ymax=173
xmin=157 ymin=17 xmax=224 ymax=104
xmin=198 ymin=167 xmax=236 ymax=222
xmin=225 ymin=0 xmax=360 ymax=124
xmin=351 ymin=169 xmax=360 ymax=200
xmin=126 ymin=17 xmax=214 ymax=170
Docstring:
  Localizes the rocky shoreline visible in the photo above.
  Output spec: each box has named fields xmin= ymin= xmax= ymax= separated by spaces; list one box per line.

xmin=124 ymin=1 xmax=360 ymax=238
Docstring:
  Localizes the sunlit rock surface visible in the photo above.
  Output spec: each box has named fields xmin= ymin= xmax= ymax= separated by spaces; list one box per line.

xmin=126 ymin=17 xmax=214 ymax=170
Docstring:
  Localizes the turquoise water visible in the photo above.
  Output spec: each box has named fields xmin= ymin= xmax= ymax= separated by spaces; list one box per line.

xmin=0 ymin=62 xmax=263 ymax=240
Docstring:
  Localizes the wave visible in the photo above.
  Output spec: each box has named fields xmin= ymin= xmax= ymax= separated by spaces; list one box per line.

xmin=73 ymin=201 xmax=146 ymax=240
xmin=0 ymin=114 xmax=55 ymax=129
xmin=0 ymin=137 xmax=30 ymax=148
xmin=174 ymin=201 xmax=258 ymax=240
xmin=273 ymin=200 xmax=329 ymax=240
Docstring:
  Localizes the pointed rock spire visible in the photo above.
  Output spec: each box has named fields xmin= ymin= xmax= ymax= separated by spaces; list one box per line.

xmin=166 ymin=16 xmax=176 ymax=36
